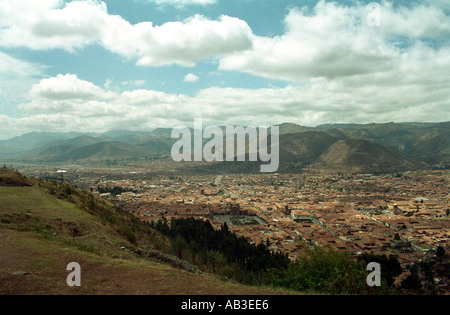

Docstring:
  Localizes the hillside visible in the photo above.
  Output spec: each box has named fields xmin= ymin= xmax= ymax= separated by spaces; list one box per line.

xmin=410 ymin=128 xmax=450 ymax=165
xmin=37 ymin=141 xmax=154 ymax=162
xmin=320 ymin=122 xmax=450 ymax=165
xmin=279 ymin=131 xmax=341 ymax=163
xmin=0 ymin=169 xmax=287 ymax=295
xmin=317 ymin=139 xmax=425 ymax=173
xmin=0 ymin=168 xmax=33 ymax=187
xmin=277 ymin=123 xmax=312 ymax=135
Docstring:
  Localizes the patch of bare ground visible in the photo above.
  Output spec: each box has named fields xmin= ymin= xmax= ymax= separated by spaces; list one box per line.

xmin=0 ymin=229 xmax=289 ymax=295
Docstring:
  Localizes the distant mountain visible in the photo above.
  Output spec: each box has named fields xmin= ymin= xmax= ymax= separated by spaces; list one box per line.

xmin=148 ymin=128 xmax=174 ymax=138
xmin=0 ymin=131 xmax=92 ymax=156
xmin=277 ymin=123 xmax=312 ymax=135
xmin=137 ymin=137 xmax=177 ymax=156
xmin=189 ymin=131 xmax=424 ymax=174
xmin=42 ymin=135 xmax=107 ymax=149
xmin=316 ymin=139 xmax=425 ymax=173
xmin=279 ymin=131 xmax=341 ymax=163
xmin=37 ymin=141 xmax=153 ymax=162
xmin=102 ymin=130 xmax=156 ymax=145
xmin=323 ymin=122 xmax=450 ymax=165
xmin=0 ymin=121 xmax=448 ymax=172
xmin=322 ymin=128 xmax=351 ymax=140
xmin=410 ymin=128 xmax=450 ymax=165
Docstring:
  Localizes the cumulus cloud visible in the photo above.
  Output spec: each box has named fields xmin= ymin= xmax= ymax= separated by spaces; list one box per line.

xmin=0 ymin=0 xmax=253 ymax=66
xmin=219 ymin=0 xmax=450 ymax=81
xmin=184 ymin=73 xmax=200 ymax=83
xmin=130 ymin=15 xmax=254 ymax=66
xmin=11 ymin=66 xmax=449 ymax=136
xmin=381 ymin=1 xmax=450 ymax=39
xmin=0 ymin=0 xmax=105 ymax=51
xmin=28 ymin=74 xmax=112 ymax=101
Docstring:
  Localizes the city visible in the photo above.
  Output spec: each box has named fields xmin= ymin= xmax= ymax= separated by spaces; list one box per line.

xmin=17 ymin=165 xmax=449 ymax=289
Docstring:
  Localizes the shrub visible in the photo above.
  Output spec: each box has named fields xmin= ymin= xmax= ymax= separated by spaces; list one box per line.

xmin=268 ymin=244 xmax=367 ymax=294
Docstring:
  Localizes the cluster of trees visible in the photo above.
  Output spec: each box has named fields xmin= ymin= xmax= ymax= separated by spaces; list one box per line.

xmin=150 ymin=217 xmax=444 ymax=294
xmin=150 ymin=218 xmax=290 ymax=285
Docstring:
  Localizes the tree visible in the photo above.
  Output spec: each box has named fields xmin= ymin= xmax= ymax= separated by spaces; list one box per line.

xmin=173 ymin=235 xmax=188 ymax=259
xmin=421 ymin=262 xmax=437 ymax=294
xmin=436 ymin=246 xmax=446 ymax=261
xmin=208 ymin=251 xmax=226 ymax=273
xmin=221 ymin=222 xmax=229 ymax=233
xmin=401 ymin=264 xmax=422 ymax=292
xmin=358 ymin=253 xmax=402 ymax=287
xmin=152 ymin=217 xmax=290 ymax=285
xmin=189 ymin=240 xmax=202 ymax=264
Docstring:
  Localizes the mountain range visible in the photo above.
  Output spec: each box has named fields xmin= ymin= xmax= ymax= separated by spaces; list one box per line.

xmin=0 ymin=122 xmax=448 ymax=174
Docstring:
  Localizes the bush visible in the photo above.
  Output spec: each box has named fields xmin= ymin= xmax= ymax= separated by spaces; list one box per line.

xmin=268 ymin=244 xmax=367 ymax=294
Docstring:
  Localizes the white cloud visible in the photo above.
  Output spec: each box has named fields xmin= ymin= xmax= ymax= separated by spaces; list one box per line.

xmin=0 ymin=52 xmax=44 ymax=78
xmin=0 ymin=0 xmax=106 ymax=51
xmin=130 ymin=15 xmax=254 ymax=67
xmin=381 ymin=1 xmax=450 ymax=39
xmin=122 ymin=80 xmax=147 ymax=87
xmin=0 ymin=52 xmax=45 ymax=105
xmin=9 ymin=65 xmax=449 ymax=136
xmin=146 ymin=0 xmax=216 ymax=8
xmin=184 ymin=73 xmax=199 ymax=83
xmin=29 ymin=74 xmax=112 ymax=101
xmin=0 ymin=0 xmax=253 ymax=66
xmin=219 ymin=1 xmax=450 ymax=81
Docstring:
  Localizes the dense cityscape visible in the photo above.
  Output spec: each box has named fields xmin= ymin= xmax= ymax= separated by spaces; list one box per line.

xmin=16 ymin=165 xmax=449 ymax=291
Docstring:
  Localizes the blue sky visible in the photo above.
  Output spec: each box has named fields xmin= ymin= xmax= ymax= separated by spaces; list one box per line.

xmin=0 ymin=0 xmax=449 ymax=139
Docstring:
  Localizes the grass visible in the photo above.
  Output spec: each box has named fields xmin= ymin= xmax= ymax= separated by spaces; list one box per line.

xmin=0 ymin=183 xmax=144 ymax=259
xmin=1 ymin=228 xmax=288 ymax=295
xmin=0 ymin=171 xmax=295 ymax=295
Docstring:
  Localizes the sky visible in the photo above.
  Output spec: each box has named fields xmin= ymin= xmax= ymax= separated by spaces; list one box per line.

xmin=0 ymin=0 xmax=449 ymax=140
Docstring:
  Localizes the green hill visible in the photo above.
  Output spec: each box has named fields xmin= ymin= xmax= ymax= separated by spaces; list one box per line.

xmin=279 ymin=131 xmax=341 ymax=163
xmin=0 ymin=169 xmax=288 ymax=295
xmin=317 ymin=139 xmax=425 ymax=173
xmin=37 ymin=141 xmax=153 ymax=162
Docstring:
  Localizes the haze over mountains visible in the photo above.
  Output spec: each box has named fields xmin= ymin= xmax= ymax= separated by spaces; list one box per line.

xmin=0 ymin=122 xmax=448 ymax=174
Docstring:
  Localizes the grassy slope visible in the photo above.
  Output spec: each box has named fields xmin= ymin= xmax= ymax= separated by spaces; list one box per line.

xmin=0 ymin=170 xmax=289 ymax=295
